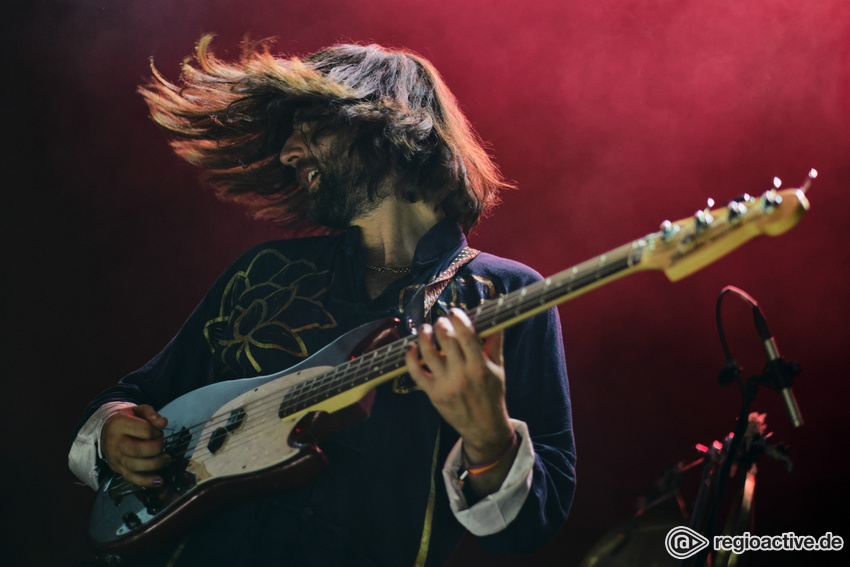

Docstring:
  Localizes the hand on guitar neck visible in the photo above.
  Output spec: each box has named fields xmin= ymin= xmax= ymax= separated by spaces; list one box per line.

xmin=101 ymin=405 xmax=171 ymax=488
xmin=406 ymin=308 xmax=519 ymax=497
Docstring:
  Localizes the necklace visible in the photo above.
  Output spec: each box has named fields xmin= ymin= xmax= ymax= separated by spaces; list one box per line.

xmin=365 ymin=264 xmax=411 ymax=274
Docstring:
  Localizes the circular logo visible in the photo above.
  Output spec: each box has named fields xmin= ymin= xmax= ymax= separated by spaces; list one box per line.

xmin=665 ymin=526 xmax=710 ymax=559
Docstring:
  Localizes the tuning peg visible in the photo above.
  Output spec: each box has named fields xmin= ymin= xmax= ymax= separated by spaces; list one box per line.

xmin=760 ymin=189 xmax=783 ymax=210
xmin=801 ymin=168 xmax=817 ymax=193
xmin=756 ymin=176 xmax=788 ymax=211
xmin=727 ymin=200 xmax=749 ymax=222
xmin=694 ymin=208 xmax=714 ymax=234
xmin=659 ymin=220 xmax=681 ymax=241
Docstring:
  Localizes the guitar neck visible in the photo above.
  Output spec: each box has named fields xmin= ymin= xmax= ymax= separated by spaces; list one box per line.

xmin=281 ymin=184 xmax=811 ymax=416
xmin=468 ymin=240 xmax=645 ymax=337
xmin=280 ymin=239 xmax=647 ymax=418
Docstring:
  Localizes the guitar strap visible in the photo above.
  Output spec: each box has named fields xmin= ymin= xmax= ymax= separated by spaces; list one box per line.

xmin=403 ymin=246 xmax=479 ymax=566
xmin=393 ymin=246 xmax=480 ymax=394
xmin=422 ymin=246 xmax=480 ymax=320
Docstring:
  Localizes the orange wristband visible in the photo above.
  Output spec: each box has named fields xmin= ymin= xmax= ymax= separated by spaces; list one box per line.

xmin=458 ymin=431 xmax=517 ymax=485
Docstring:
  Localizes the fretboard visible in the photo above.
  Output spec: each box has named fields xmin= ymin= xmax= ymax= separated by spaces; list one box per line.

xmin=279 ymin=239 xmax=647 ymax=417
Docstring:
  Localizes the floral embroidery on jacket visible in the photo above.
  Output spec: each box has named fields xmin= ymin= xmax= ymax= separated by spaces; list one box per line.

xmin=203 ymin=249 xmax=337 ymax=378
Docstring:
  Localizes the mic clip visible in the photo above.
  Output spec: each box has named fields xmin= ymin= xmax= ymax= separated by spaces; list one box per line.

xmin=761 ymin=357 xmax=801 ymax=393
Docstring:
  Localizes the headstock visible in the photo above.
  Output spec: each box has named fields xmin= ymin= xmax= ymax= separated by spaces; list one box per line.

xmin=640 ymin=170 xmax=815 ymax=281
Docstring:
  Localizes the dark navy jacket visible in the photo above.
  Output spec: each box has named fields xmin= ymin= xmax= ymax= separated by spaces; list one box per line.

xmin=75 ymin=219 xmax=576 ymax=567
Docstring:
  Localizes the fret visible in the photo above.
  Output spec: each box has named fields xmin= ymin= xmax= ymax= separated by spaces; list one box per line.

xmin=466 ymin=242 xmax=639 ymax=335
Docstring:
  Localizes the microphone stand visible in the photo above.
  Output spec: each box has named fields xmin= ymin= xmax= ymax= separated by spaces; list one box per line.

xmin=683 ymin=287 xmax=802 ymax=567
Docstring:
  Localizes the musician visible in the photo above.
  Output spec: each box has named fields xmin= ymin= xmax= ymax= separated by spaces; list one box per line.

xmin=69 ymin=38 xmax=576 ymax=566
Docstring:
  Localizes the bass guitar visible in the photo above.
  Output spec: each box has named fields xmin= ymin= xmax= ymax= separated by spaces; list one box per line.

xmin=89 ymin=173 xmax=814 ymax=555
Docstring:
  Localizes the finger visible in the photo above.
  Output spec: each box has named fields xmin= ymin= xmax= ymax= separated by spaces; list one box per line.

xmin=433 ymin=317 xmax=465 ymax=368
xmin=118 ymin=452 xmax=171 ymax=474
xmin=110 ymin=416 xmax=162 ymax=441
xmin=404 ymin=342 xmax=430 ymax=388
xmin=446 ymin=309 xmax=484 ymax=362
xmin=119 ymin=436 xmax=167 ymax=459
xmin=119 ymin=466 xmax=167 ymax=489
xmin=109 ymin=408 xmax=165 ymax=441
xmin=133 ymin=404 xmax=168 ymax=433
xmin=416 ymin=324 xmax=446 ymax=374
xmin=108 ymin=442 xmax=171 ymax=488
xmin=482 ymin=328 xmax=504 ymax=367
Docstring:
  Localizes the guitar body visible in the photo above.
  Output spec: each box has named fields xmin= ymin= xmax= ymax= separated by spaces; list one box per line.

xmin=89 ymin=317 xmax=400 ymax=555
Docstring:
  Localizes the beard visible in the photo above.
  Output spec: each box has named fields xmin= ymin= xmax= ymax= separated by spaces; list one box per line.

xmin=302 ymin=152 xmax=383 ymax=230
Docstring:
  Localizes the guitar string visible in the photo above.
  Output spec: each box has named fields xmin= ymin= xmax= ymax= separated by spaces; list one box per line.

xmin=188 ymin=337 xmax=414 ymax=466
xmin=136 ymin=256 xmax=619 ymax=467
xmin=204 ymin=220 xmax=687 ymax=456
xmin=137 ymin=336 xmax=416 ymax=472
xmin=161 ymin=273 xmax=545 ymax=448
xmin=110 ymin=296 xmax=504 ymax=495
xmin=186 ymin=253 xmax=637 ymax=453
xmin=107 ymin=337 xmax=418 ymax=496
xmin=110 ymin=255 xmax=633 ymax=495
xmin=122 ymin=259 xmax=614 ymax=484
xmin=109 ymin=263 xmax=632 ymax=497
xmin=173 ymin=266 xmax=590 ymax=455
xmin=107 ymin=355 xmax=371 ymax=495
xmin=172 ymin=268 xmax=583 ymax=475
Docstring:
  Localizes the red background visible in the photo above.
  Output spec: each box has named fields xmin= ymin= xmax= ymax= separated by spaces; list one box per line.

xmin=3 ymin=1 xmax=849 ymax=565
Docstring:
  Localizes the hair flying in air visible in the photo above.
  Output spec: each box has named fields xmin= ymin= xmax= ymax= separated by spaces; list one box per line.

xmin=138 ymin=36 xmax=511 ymax=233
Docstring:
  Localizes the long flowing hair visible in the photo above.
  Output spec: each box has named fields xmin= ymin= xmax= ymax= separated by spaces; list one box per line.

xmin=138 ymin=36 xmax=511 ymax=233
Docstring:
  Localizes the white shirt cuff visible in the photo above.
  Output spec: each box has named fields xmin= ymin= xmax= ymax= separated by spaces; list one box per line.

xmin=68 ymin=401 xmax=137 ymax=490
xmin=442 ymin=419 xmax=534 ymax=536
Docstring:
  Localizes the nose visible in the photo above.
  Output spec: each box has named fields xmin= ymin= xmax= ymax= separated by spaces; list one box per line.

xmin=279 ymin=128 xmax=308 ymax=166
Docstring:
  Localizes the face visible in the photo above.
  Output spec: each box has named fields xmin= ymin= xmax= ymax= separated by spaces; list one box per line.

xmin=278 ymin=123 xmax=380 ymax=229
